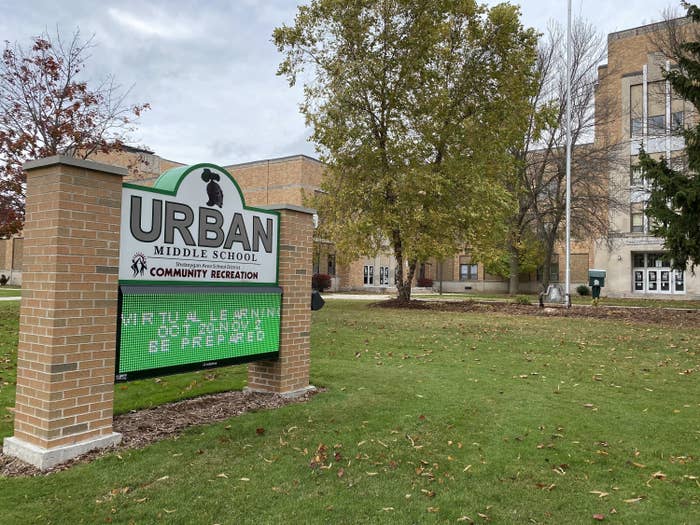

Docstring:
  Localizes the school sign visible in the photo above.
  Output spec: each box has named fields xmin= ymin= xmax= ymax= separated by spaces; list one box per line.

xmin=6 ymin=155 xmax=314 ymax=470
xmin=117 ymin=163 xmax=282 ymax=381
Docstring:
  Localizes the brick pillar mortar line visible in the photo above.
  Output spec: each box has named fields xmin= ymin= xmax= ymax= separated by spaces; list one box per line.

xmin=3 ymin=155 xmax=126 ymax=470
xmin=247 ymin=205 xmax=315 ymax=397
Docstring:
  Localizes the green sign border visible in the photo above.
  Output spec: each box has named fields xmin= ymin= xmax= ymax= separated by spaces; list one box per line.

xmin=120 ymin=162 xmax=281 ymax=287
xmin=117 ymin=163 xmax=283 ymax=382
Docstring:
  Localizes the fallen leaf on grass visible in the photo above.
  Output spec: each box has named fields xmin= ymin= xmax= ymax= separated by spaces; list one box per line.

xmin=590 ymin=491 xmax=609 ymax=498
xmin=427 ymin=507 xmax=439 ymax=513
xmin=216 ymin=473 xmax=228 ymax=479
xmin=593 ymin=514 xmax=605 ymax=521
xmin=652 ymin=471 xmax=666 ymax=479
xmin=380 ymin=507 xmax=394 ymax=512
xmin=623 ymin=497 xmax=644 ymax=504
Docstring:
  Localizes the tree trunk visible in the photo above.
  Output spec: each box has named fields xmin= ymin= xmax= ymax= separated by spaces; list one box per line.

xmin=508 ymin=241 xmax=520 ymax=295
xmin=541 ymin=243 xmax=553 ymax=292
xmin=391 ymin=229 xmax=412 ymax=303
xmin=397 ymin=260 xmax=417 ymax=303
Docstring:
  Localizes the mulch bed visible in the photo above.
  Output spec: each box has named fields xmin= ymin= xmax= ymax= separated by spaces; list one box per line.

xmin=374 ymin=298 xmax=700 ymax=328
xmin=1 ymin=388 xmax=319 ymax=478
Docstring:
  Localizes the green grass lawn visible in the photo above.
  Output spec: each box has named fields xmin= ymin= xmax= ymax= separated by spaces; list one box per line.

xmin=1 ymin=300 xmax=699 ymax=524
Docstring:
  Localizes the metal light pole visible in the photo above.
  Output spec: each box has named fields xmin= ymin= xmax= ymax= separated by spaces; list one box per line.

xmin=564 ymin=0 xmax=572 ymax=308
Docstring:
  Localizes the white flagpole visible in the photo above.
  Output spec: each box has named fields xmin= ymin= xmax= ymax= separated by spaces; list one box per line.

xmin=565 ymin=0 xmax=572 ymax=308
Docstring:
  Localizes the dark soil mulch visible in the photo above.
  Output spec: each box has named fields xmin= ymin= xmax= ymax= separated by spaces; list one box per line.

xmin=1 ymin=388 xmax=319 ymax=478
xmin=375 ymin=298 xmax=700 ymax=328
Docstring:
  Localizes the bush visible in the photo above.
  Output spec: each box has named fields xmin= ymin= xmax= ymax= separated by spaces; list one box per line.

xmin=576 ymin=284 xmax=591 ymax=296
xmin=416 ymin=277 xmax=433 ymax=287
xmin=312 ymin=273 xmax=332 ymax=292
xmin=513 ymin=295 xmax=531 ymax=305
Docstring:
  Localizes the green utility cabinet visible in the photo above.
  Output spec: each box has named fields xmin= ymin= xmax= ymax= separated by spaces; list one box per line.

xmin=588 ymin=269 xmax=606 ymax=300
xmin=588 ymin=269 xmax=606 ymax=287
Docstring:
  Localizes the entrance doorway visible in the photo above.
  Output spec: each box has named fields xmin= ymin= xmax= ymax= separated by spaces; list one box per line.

xmin=632 ymin=252 xmax=684 ymax=294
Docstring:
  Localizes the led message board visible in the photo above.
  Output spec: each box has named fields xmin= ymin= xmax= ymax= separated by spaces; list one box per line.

xmin=116 ymin=286 xmax=281 ymax=381
xmin=116 ymin=163 xmax=282 ymax=381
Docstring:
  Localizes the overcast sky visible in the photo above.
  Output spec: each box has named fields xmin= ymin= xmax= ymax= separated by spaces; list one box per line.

xmin=0 ymin=0 xmax=681 ymax=166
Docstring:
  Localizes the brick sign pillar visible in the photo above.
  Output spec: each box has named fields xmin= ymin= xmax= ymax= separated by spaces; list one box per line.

xmin=248 ymin=205 xmax=315 ymax=396
xmin=3 ymin=156 xmax=125 ymax=469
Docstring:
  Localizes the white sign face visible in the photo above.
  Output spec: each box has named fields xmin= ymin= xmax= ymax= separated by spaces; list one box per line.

xmin=119 ymin=164 xmax=279 ymax=285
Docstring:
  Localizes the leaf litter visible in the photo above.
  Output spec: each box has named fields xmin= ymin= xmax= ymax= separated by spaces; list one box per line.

xmin=1 ymin=388 xmax=320 ymax=477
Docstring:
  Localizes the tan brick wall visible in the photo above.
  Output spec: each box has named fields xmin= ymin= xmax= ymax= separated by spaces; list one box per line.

xmin=226 ymin=155 xmax=324 ymax=208
xmin=248 ymin=208 xmax=314 ymax=394
xmin=0 ymin=237 xmax=23 ymax=272
xmin=90 ymin=149 xmax=184 ymax=185
xmin=12 ymin=157 xmax=123 ymax=449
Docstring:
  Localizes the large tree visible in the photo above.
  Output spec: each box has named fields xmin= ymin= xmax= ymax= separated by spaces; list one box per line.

xmin=274 ymin=0 xmax=538 ymax=302
xmin=476 ymin=19 xmax=626 ymax=295
xmin=0 ymin=30 xmax=149 ymax=237
xmin=640 ymin=2 xmax=700 ymax=272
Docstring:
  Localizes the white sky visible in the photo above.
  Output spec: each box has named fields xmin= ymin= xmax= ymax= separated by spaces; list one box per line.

xmin=0 ymin=1 xmax=681 ymax=165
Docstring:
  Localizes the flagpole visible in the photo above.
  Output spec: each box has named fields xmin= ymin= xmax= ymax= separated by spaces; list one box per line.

xmin=565 ymin=0 xmax=572 ymax=308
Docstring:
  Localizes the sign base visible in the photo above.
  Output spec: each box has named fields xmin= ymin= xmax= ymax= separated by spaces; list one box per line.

xmin=3 ymin=433 xmax=122 ymax=470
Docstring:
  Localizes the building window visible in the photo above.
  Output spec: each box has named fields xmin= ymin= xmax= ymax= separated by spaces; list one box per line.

xmin=549 ymin=263 xmax=559 ymax=282
xmin=647 ymin=252 xmax=668 ymax=268
xmin=459 ymin=263 xmax=478 ymax=281
xmin=363 ymin=265 xmax=374 ymax=285
xmin=647 ymin=114 xmax=665 ymax=134
xmin=631 ymin=117 xmax=643 ymax=137
xmin=630 ymin=202 xmax=645 ymax=233
xmin=630 ymin=164 xmax=643 ymax=186
xmin=671 ymin=111 xmax=684 ymax=132
xmin=671 ymin=155 xmax=687 ymax=172
xmin=379 ymin=266 xmax=390 ymax=285
xmin=327 ymin=254 xmax=336 ymax=276
xmin=536 ymin=262 xmax=559 ymax=283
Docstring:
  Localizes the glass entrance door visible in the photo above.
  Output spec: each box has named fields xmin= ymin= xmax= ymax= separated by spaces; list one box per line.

xmin=631 ymin=253 xmax=685 ymax=295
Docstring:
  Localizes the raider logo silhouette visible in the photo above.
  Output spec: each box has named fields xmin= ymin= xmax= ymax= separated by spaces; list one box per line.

xmin=201 ymin=168 xmax=224 ymax=208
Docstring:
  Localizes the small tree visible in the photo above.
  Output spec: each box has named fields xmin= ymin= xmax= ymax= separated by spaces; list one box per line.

xmin=0 ymin=29 xmax=149 ymax=236
xmin=475 ymin=19 xmax=626 ymax=294
xmin=640 ymin=2 xmax=700 ymax=272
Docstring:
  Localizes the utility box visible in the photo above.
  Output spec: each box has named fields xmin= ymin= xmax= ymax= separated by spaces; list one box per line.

xmin=588 ymin=269 xmax=606 ymax=288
